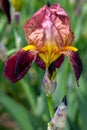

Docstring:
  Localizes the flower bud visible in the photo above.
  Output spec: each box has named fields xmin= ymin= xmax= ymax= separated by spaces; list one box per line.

xmin=42 ymin=62 xmax=57 ymax=96
xmin=48 ymin=96 xmax=67 ymax=130
xmin=12 ymin=0 xmax=22 ymax=11
xmin=43 ymin=70 xmax=57 ymax=96
xmin=13 ymin=11 xmax=21 ymax=24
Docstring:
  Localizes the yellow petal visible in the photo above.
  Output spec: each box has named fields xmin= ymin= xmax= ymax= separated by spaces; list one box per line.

xmin=23 ymin=45 xmax=36 ymax=51
xmin=64 ymin=46 xmax=78 ymax=52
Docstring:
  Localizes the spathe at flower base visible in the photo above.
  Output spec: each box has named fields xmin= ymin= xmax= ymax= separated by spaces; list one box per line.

xmin=48 ymin=96 xmax=67 ymax=130
xmin=4 ymin=3 xmax=82 ymax=91
xmin=43 ymin=62 xmax=57 ymax=96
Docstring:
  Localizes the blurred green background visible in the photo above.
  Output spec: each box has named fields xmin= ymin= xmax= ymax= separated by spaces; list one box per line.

xmin=0 ymin=0 xmax=87 ymax=130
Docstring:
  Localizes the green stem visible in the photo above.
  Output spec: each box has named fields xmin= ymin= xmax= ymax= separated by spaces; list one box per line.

xmin=46 ymin=95 xmax=54 ymax=118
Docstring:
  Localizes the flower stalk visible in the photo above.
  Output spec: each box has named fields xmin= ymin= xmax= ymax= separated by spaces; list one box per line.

xmin=47 ymin=95 xmax=54 ymax=118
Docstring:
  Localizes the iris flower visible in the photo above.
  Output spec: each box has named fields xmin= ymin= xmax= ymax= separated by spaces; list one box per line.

xmin=4 ymin=4 xmax=82 ymax=86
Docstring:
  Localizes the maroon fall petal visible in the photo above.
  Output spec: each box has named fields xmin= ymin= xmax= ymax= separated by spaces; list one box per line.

xmin=55 ymin=55 xmax=64 ymax=68
xmin=4 ymin=49 xmax=37 ymax=83
xmin=35 ymin=55 xmax=46 ymax=70
xmin=68 ymin=51 xmax=83 ymax=86
xmin=0 ymin=0 xmax=11 ymax=23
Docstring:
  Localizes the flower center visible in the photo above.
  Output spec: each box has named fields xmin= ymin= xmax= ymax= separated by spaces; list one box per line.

xmin=38 ymin=42 xmax=60 ymax=67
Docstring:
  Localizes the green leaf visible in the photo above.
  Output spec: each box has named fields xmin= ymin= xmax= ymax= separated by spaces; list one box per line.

xmin=19 ymin=79 xmax=36 ymax=112
xmin=0 ymin=92 xmax=34 ymax=130
xmin=7 ymin=48 xmax=17 ymax=56
xmin=78 ymin=94 xmax=87 ymax=130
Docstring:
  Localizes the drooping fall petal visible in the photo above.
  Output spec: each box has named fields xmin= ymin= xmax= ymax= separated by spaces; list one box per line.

xmin=4 ymin=49 xmax=37 ymax=83
xmin=35 ymin=55 xmax=46 ymax=70
xmin=35 ymin=54 xmax=64 ymax=70
xmin=55 ymin=55 xmax=64 ymax=68
xmin=65 ymin=51 xmax=82 ymax=86
xmin=0 ymin=0 xmax=11 ymax=23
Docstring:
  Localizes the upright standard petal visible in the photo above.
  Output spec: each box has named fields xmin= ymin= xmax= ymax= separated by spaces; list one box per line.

xmin=23 ymin=3 xmax=75 ymax=67
xmin=23 ymin=6 xmax=47 ymax=48
xmin=4 ymin=49 xmax=37 ymax=83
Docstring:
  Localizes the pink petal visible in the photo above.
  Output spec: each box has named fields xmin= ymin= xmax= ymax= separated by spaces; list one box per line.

xmin=49 ymin=4 xmax=68 ymax=16
xmin=4 ymin=49 xmax=37 ymax=83
xmin=23 ymin=4 xmax=74 ymax=49
xmin=23 ymin=6 xmax=46 ymax=35
xmin=23 ymin=6 xmax=47 ymax=48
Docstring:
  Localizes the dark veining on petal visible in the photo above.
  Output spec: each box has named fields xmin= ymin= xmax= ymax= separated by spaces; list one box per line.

xmin=15 ymin=50 xmax=25 ymax=77
xmin=14 ymin=50 xmax=36 ymax=82
xmin=68 ymin=51 xmax=83 ymax=86
xmin=4 ymin=49 xmax=36 ymax=83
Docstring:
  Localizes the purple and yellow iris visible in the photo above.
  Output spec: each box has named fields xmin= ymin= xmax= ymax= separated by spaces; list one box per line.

xmin=4 ymin=4 xmax=82 ymax=85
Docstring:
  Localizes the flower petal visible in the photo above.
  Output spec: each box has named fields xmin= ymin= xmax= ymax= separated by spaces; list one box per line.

xmin=65 ymin=51 xmax=82 ymax=86
xmin=35 ymin=55 xmax=46 ymax=70
xmin=0 ymin=0 xmax=11 ymax=23
xmin=23 ymin=4 xmax=74 ymax=49
xmin=4 ymin=49 xmax=37 ymax=83
xmin=23 ymin=6 xmax=47 ymax=48
xmin=55 ymin=55 xmax=64 ymax=68
xmin=49 ymin=4 xmax=74 ymax=47
xmin=23 ymin=6 xmax=46 ymax=36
